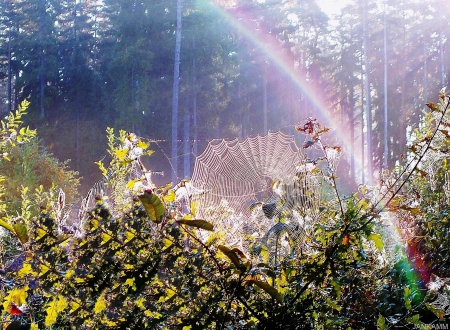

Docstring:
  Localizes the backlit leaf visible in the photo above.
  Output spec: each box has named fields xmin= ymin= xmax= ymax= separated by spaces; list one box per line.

xmin=17 ymin=263 xmax=36 ymax=277
xmin=377 ymin=314 xmax=387 ymax=330
xmin=368 ymin=234 xmax=384 ymax=251
xmin=94 ymin=291 xmax=107 ymax=314
xmin=2 ymin=286 xmax=28 ymax=311
xmin=177 ymin=219 xmax=214 ymax=231
xmin=248 ymin=280 xmax=284 ymax=303
xmin=218 ymin=245 xmax=241 ymax=269
xmin=45 ymin=295 xmax=67 ymax=326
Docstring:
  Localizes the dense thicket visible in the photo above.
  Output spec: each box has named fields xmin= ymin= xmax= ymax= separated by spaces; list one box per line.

xmin=0 ymin=0 xmax=449 ymax=191
xmin=1 ymin=92 xmax=450 ymax=329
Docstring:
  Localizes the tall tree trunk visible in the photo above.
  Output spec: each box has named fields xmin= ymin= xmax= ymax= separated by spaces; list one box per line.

xmin=7 ymin=28 xmax=12 ymax=113
xmin=39 ymin=0 xmax=46 ymax=118
xmin=171 ymin=0 xmax=182 ymax=183
xmin=183 ymin=101 xmax=190 ymax=179
xmin=263 ymin=64 xmax=268 ymax=134
xmin=440 ymin=31 xmax=446 ymax=88
xmin=382 ymin=3 xmax=388 ymax=169
xmin=362 ymin=0 xmax=373 ymax=184
xmin=349 ymin=98 xmax=355 ymax=186
xmin=360 ymin=54 xmax=365 ymax=184
xmin=192 ymin=38 xmax=198 ymax=158
xmin=423 ymin=41 xmax=428 ymax=104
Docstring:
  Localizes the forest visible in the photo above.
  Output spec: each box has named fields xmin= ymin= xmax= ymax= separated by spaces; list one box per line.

xmin=0 ymin=0 xmax=449 ymax=191
xmin=0 ymin=0 xmax=450 ymax=329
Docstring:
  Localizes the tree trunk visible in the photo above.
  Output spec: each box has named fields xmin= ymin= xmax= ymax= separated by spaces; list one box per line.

xmin=39 ymin=0 xmax=46 ymax=118
xmin=7 ymin=28 xmax=12 ymax=113
xmin=263 ymin=64 xmax=268 ymax=134
xmin=423 ymin=41 xmax=428 ymax=104
xmin=192 ymin=40 xmax=198 ymax=158
xmin=382 ymin=3 xmax=388 ymax=169
xmin=362 ymin=0 xmax=373 ymax=184
xmin=183 ymin=100 xmax=190 ymax=179
xmin=171 ymin=0 xmax=182 ymax=183
xmin=440 ymin=31 xmax=446 ymax=88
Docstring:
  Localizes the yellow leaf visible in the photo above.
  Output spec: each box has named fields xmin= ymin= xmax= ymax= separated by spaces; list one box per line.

xmin=158 ymin=288 xmax=176 ymax=303
xmin=126 ymin=179 xmax=140 ymax=190
xmin=105 ymin=320 xmax=118 ymax=326
xmin=177 ymin=219 xmax=214 ymax=231
xmin=163 ymin=190 xmax=176 ymax=203
xmin=69 ymin=300 xmax=80 ymax=314
xmin=116 ymin=148 xmax=129 ymax=161
xmin=65 ymin=269 xmax=75 ymax=279
xmin=125 ymin=231 xmax=135 ymax=244
xmin=2 ymin=286 xmax=28 ymax=311
xmin=94 ymin=291 xmax=107 ymax=314
xmin=95 ymin=160 xmax=108 ymax=176
xmin=135 ymin=297 xmax=146 ymax=310
xmin=137 ymin=140 xmax=150 ymax=150
xmin=17 ymin=263 xmax=36 ymax=277
xmin=124 ymin=278 xmax=136 ymax=291
xmin=190 ymin=200 xmax=198 ymax=217
xmin=144 ymin=310 xmax=162 ymax=318
xmin=368 ymin=233 xmax=384 ymax=251
xmin=39 ymin=264 xmax=50 ymax=276
xmin=30 ymin=323 xmax=39 ymax=330
xmin=36 ymin=228 xmax=47 ymax=240
xmin=45 ymin=295 xmax=67 ymax=326
xmin=249 ymin=280 xmax=284 ymax=303
xmin=101 ymin=232 xmax=112 ymax=245
xmin=163 ymin=238 xmax=173 ymax=251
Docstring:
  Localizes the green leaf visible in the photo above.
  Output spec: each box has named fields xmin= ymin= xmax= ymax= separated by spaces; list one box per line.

xmin=177 ymin=219 xmax=214 ymax=231
xmin=404 ymin=286 xmax=412 ymax=310
xmin=218 ymin=245 xmax=241 ymax=269
xmin=249 ymin=280 xmax=284 ymax=303
xmin=13 ymin=222 xmax=29 ymax=244
xmin=138 ymin=191 xmax=165 ymax=223
xmin=377 ymin=314 xmax=387 ymax=330
xmin=368 ymin=233 xmax=384 ymax=251
xmin=406 ymin=314 xmax=425 ymax=326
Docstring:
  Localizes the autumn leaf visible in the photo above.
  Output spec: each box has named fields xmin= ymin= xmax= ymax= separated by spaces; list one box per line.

xmin=342 ymin=234 xmax=350 ymax=245
xmin=177 ymin=219 xmax=214 ymax=231
xmin=45 ymin=295 xmax=68 ymax=326
xmin=2 ymin=286 xmax=28 ymax=312
xmin=218 ymin=245 xmax=241 ymax=269
xmin=94 ymin=291 xmax=107 ymax=314
xmin=248 ymin=280 xmax=284 ymax=303
xmin=368 ymin=234 xmax=384 ymax=251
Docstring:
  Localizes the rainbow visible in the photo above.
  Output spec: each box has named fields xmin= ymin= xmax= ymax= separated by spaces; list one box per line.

xmin=204 ymin=0 xmax=429 ymax=303
xmin=201 ymin=0 xmax=367 ymax=182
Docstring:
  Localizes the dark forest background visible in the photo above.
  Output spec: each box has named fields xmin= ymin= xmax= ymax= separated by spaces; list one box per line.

xmin=0 ymin=0 xmax=449 ymax=194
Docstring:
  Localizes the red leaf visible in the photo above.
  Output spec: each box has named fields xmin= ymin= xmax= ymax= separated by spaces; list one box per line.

xmin=9 ymin=304 xmax=22 ymax=316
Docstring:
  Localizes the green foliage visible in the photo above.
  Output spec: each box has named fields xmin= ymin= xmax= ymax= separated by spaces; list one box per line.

xmin=2 ymin=93 xmax=450 ymax=329
xmin=0 ymin=139 xmax=80 ymax=214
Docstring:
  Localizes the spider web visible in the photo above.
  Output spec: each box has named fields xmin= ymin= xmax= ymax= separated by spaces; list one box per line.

xmin=190 ymin=131 xmax=321 ymax=261
xmin=427 ymin=275 xmax=450 ymax=316
xmin=75 ymin=137 xmax=153 ymax=236
xmin=419 ymin=149 xmax=446 ymax=191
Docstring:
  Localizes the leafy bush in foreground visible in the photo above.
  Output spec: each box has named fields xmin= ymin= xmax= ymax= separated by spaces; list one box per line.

xmin=1 ymin=92 xmax=450 ymax=329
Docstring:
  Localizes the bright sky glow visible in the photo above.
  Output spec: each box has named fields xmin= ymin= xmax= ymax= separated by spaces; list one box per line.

xmin=318 ymin=0 xmax=349 ymax=18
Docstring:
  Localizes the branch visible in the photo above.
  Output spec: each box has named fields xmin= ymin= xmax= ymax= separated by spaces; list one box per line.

xmin=351 ymin=96 xmax=450 ymax=233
